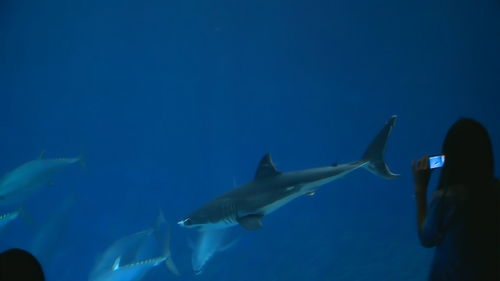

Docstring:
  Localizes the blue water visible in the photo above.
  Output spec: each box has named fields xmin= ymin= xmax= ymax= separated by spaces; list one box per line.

xmin=1 ymin=0 xmax=499 ymax=280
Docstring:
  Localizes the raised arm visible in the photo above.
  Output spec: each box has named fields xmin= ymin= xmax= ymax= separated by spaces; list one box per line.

xmin=412 ymin=156 xmax=435 ymax=247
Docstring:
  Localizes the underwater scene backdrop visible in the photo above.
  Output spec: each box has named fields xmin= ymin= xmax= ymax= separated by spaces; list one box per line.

xmin=1 ymin=0 xmax=499 ymax=280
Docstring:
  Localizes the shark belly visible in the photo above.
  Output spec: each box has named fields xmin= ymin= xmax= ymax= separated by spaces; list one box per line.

xmin=299 ymin=175 xmax=343 ymax=194
xmin=258 ymin=175 xmax=343 ymax=215
xmin=258 ymin=192 xmax=302 ymax=215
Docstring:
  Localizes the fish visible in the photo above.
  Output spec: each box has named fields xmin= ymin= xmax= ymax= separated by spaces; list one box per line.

xmin=0 ymin=208 xmax=23 ymax=229
xmin=89 ymin=212 xmax=179 ymax=281
xmin=190 ymin=228 xmax=237 ymax=275
xmin=0 ymin=154 xmax=82 ymax=205
xmin=30 ymin=194 xmax=76 ymax=263
xmin=178 ymin=116 xmax=398 ymax=230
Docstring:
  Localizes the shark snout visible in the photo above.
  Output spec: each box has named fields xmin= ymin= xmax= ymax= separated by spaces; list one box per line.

xmin=177 ymin=218 xmax=193 ymax=227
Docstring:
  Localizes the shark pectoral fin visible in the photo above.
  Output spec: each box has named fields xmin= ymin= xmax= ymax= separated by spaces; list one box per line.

xmin=237 ymin=214 xmax=264 ymax=230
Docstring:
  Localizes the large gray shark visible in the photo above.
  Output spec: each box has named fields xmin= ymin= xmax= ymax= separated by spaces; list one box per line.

xmin=178 ymin=116 xmax=398 ymax=231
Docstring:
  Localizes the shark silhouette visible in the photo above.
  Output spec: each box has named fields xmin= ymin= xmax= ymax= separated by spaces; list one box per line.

xmin=178 ymin=116 xmax=398 ymax=230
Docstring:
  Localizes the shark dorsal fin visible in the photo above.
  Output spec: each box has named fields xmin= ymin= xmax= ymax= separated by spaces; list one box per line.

xmin=255 ymin=153 xmax=280 ymax=179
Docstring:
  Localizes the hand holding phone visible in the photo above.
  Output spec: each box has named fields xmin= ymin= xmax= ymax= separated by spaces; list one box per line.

xmin=412 ymin=156 xmax=432 ymax=192
xmin=428 ymin=155 xmax=445 ymax=169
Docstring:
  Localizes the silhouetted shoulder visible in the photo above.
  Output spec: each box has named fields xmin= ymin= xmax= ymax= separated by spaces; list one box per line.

xmin=0 ymin=248 xmax=45 ymax=281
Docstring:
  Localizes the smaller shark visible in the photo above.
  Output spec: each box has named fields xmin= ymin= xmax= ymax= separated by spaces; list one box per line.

xmin=0 ymin=154 xmax=82 ymax=205
xmin=178 ymin=116 xmax=398 ymax=230
xmin=190 ymin=228 xmax=237 ymax=275
xmin=89 ymin=212 xmax=179 ymax=281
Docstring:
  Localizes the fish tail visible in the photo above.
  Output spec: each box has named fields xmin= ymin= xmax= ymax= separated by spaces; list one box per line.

xmin=165 ymin=257 xmax=180 ymax=276
xmin=158 ymin=213 xmax=180 ymax=276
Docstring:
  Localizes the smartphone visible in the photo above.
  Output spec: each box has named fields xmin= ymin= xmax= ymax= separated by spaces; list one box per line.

xmin=429 ymin=155 xmax=445 ymax=169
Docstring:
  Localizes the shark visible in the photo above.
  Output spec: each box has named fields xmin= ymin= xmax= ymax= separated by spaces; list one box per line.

xmin=0 ymin=154 xmax=82 ymax=205
xmin=89 ymin=212 xmax=180 ymax=281
xmin=178 ymin=116 xmax=399 ymax=231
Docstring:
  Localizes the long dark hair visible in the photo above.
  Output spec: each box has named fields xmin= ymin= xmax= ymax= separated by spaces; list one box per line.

xmin=437 ymin=118 xmax=499 ymax=278
xmin=437 ymin=118 xmax=494 ymax=190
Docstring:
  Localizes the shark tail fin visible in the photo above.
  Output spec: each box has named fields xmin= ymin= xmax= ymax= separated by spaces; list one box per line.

xmin=361 ymin=115 xmax=399 ymax=179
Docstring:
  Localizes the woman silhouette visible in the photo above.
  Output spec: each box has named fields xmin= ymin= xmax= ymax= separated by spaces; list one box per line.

xmin=413 ymin=118 xmax=499 ymax=281
xmin=0 ymin=248 xmax=45 ymax=281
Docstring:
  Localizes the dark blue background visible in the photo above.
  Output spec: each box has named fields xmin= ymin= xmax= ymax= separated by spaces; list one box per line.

xmin=1 ymin=0 xmax=499 ymax=280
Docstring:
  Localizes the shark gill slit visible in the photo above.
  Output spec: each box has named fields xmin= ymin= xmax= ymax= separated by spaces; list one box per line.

xmin=223 ymin=201 xmax=231 ymax=224
xmin=230 ymin=201 xmax=236 ymax=223
xmin=224 ymin=200 xmax=235 ymax=224
xmin=231 ymin=201 xmax=237 ymax=222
